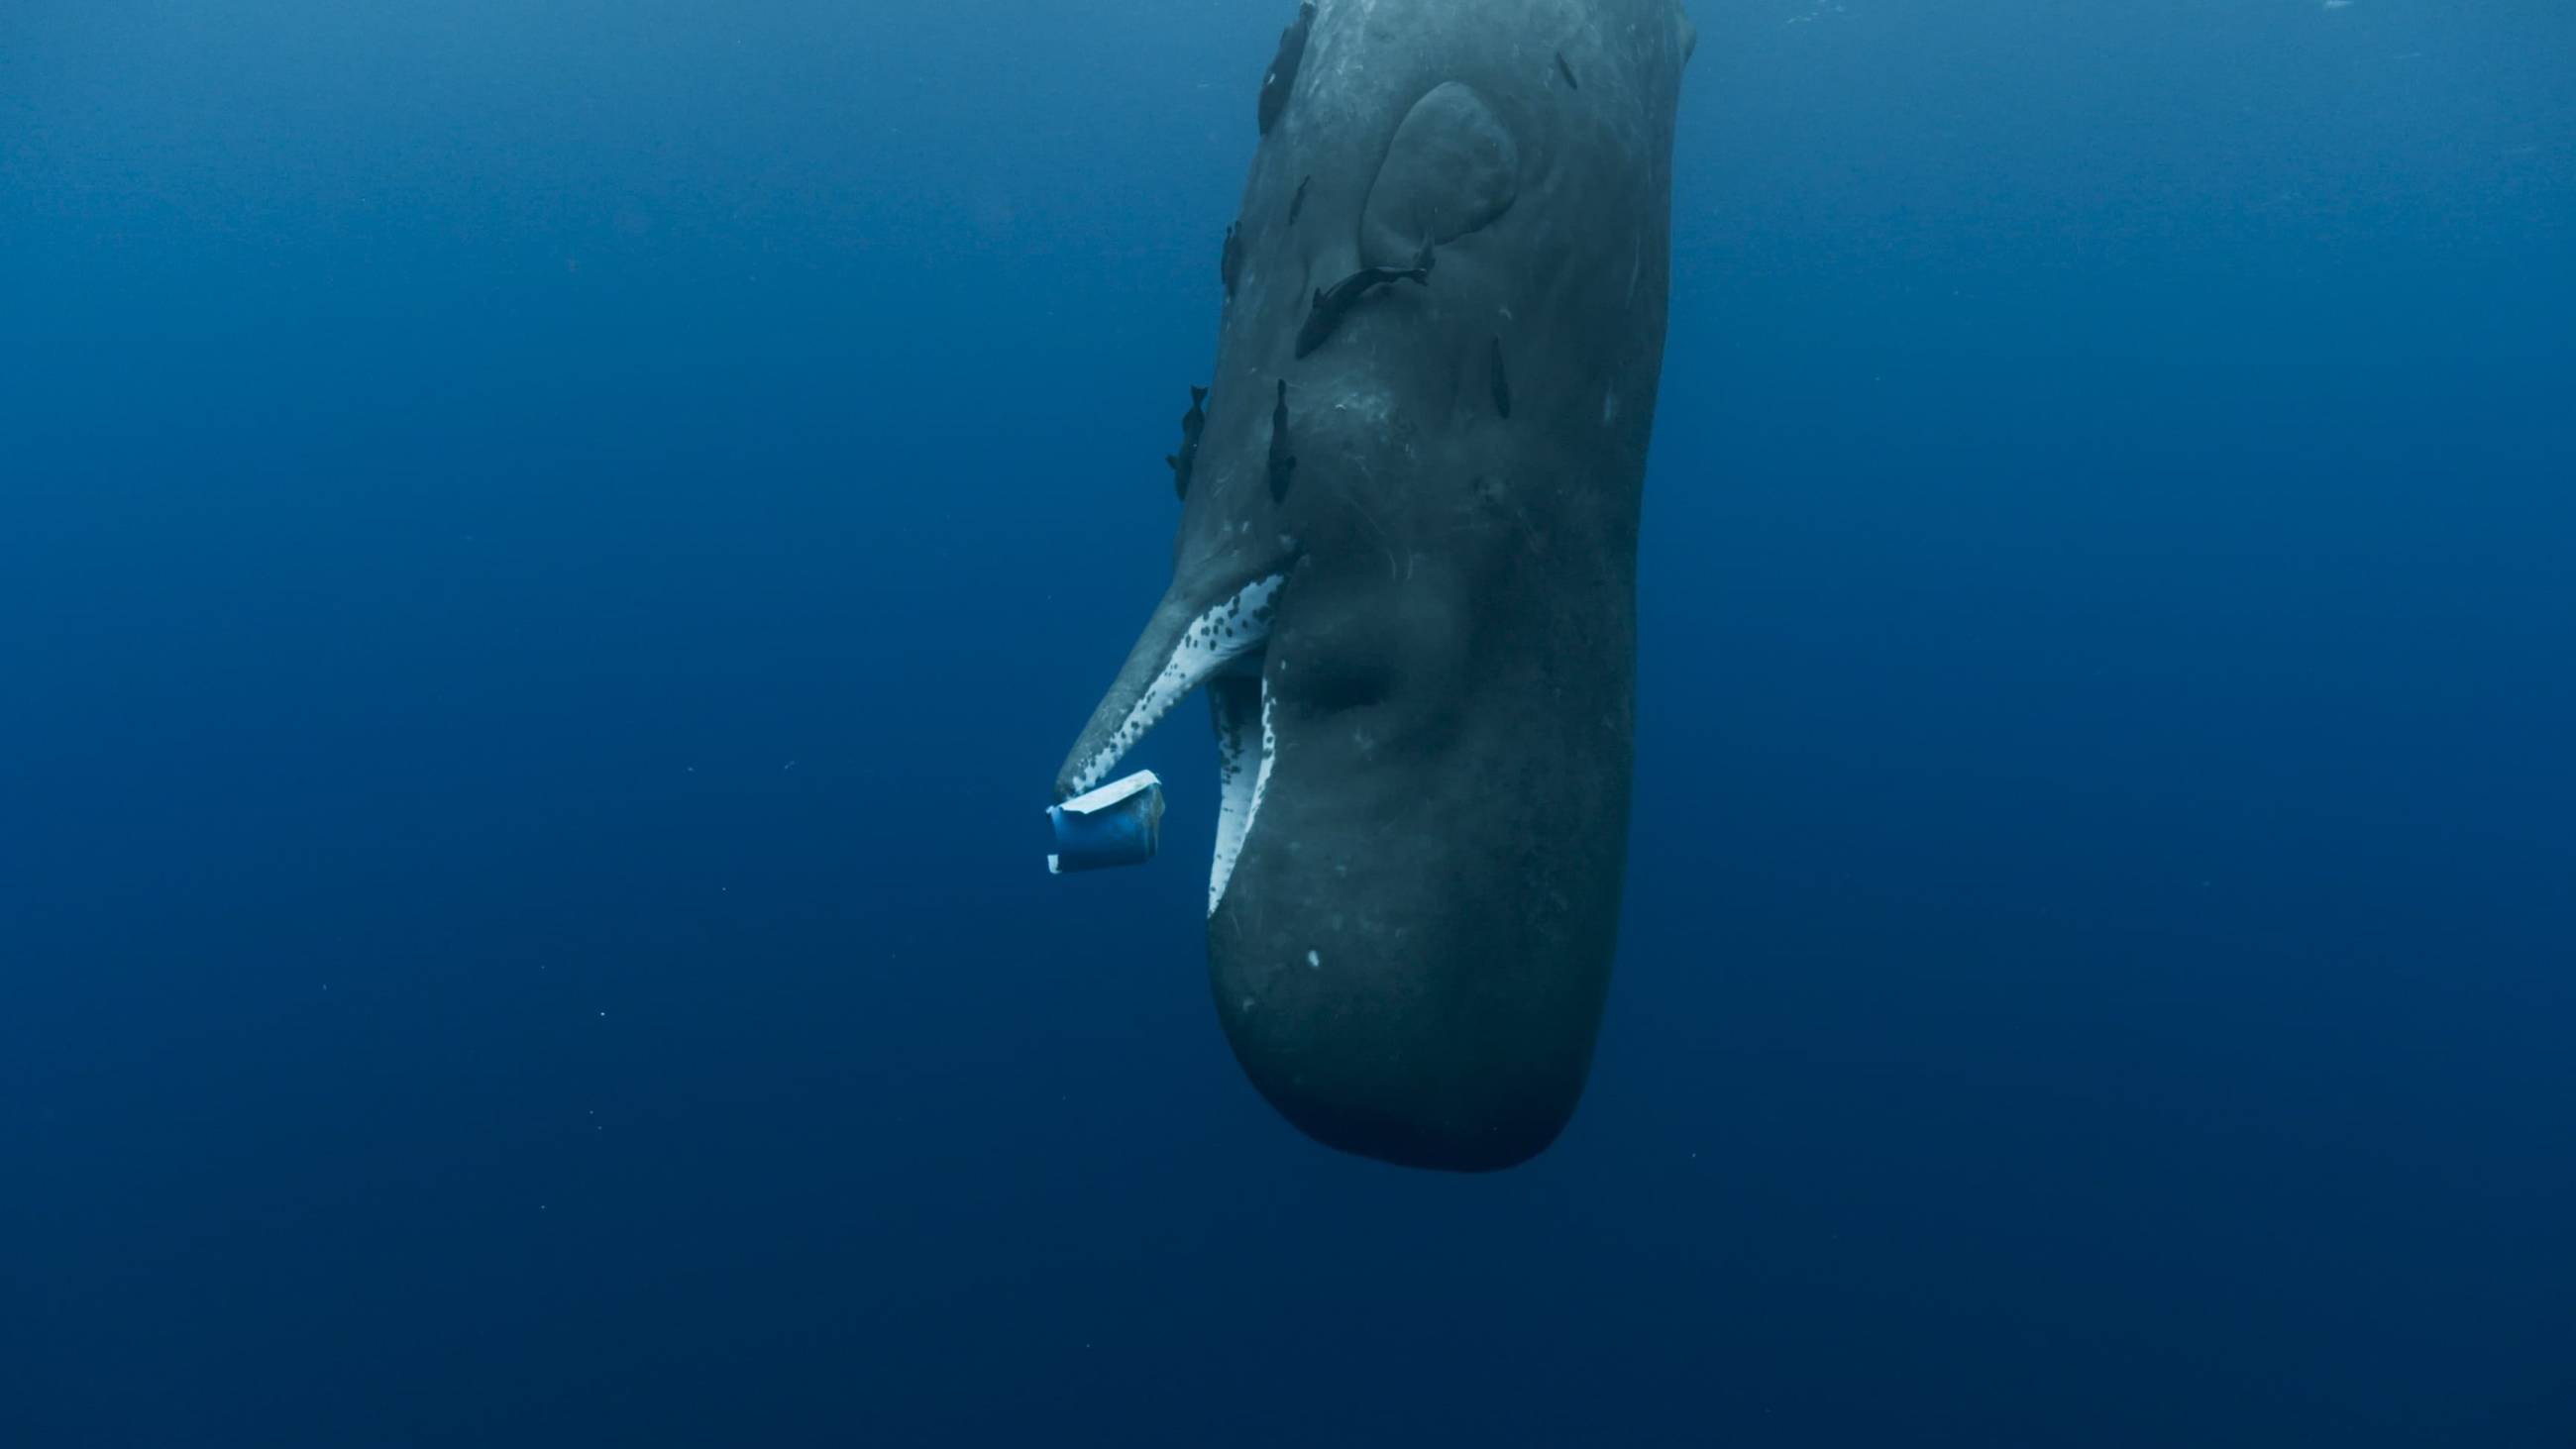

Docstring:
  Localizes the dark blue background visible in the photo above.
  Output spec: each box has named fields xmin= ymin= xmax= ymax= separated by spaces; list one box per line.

xmin=6 ymin=1 xmax=2571 ymax=1443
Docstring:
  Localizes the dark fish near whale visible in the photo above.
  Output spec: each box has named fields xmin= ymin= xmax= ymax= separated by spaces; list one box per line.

xmin=1294 ymin=245 xmax=1434 ymax=360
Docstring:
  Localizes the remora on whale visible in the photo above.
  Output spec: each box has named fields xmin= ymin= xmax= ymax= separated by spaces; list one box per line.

xmin=1054 ymin=0 xmax=1694 ymax=1172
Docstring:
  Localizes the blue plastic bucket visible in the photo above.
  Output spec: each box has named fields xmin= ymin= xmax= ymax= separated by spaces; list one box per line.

xmin=1046 ymin=770 xmax=1165 ymax=875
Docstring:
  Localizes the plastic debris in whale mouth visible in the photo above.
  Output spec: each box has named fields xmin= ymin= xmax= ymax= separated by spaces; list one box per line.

xmin=1046 ymin=771 xmax=1165 ymax=875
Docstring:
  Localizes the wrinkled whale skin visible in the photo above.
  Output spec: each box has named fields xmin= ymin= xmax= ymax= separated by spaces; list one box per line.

xmin=1059 ymin=0 xmax=1693 ymax=1172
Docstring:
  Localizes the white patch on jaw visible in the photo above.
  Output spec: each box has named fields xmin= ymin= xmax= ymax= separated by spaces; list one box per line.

xmin=1066 ymin=574 xmax=1283 ymax=798
xmin=1208 ymin=677 xmax=1278 ymax=917
xmin=1209 ymin=678 xmax=1257 ymax=913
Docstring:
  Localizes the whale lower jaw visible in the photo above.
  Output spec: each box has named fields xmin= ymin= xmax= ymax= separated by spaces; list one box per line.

xmin=1059 ymin=573 xmax=1286 ymax=911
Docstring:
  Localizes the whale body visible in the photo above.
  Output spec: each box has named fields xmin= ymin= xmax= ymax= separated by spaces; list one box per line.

xmin=1055 ymin=0 xmax=1694 ymax=1171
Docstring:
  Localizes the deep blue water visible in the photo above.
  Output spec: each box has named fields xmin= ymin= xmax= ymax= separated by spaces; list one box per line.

xmin=5 ymin=2 xmax=2572 ymax=1444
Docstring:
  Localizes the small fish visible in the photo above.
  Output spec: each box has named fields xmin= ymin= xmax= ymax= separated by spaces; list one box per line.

xmin=1166 ymin=384 xmax=1210 ymax=501
xmin=1267 ymin=379 xmax=1297 ymax=504
xmin=1555 ymin=51 xmax=1579 ymax=90
xmin=1221 ymin=223 xmax=1244 ymax=299
xmin=1258 ymin=2 xmax=1319 ymax=135
xmin=1295 ymin=244 xmax=1436 ymax=359
xmin=1289 ymin=175 xmax=1313 ymax=226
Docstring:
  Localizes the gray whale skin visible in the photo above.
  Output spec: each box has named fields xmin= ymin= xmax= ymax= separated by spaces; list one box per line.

xmin=1055 ymin=0 xmax=1694 ymax=1172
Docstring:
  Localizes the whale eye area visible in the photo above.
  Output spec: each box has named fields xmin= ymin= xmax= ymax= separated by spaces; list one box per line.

xmin=1286 ymin=645 xmax=1396 ymax=714
xmin=1275 ymin=612 xmax=1400 ymax=715
xmin=1274 ymin=563 xmax=1477 ymax=720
